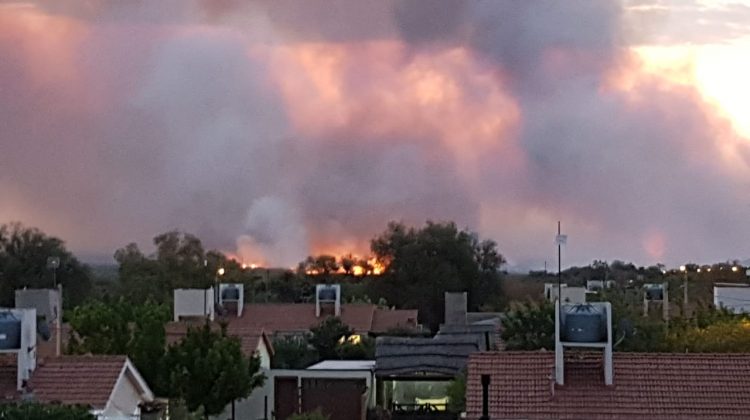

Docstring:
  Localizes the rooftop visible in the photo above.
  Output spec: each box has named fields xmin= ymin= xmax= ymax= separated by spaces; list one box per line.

xmin=29 ymin=355 xmax=128 ymax=409
xmin=215 ymin=303 xmax=417 ymax=336
xmin=466 ymin=351 xmax=750 ymax=419
xmin=376 ymin=335 xmax=482 ymax=377
xmin=306 ymin=360 xmax=376 ymax=371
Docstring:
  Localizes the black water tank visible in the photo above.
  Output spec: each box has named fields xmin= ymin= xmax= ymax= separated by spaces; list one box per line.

xmin=0 ymin=312 xmax=21 ymax=350
xmin=563 ymin=304 xmax=606 ymax=342
xmin=318 ymin=286 xmax=337 ymax=301
xmin=221 ymin=285 xmax=240 ymax=301
xmin=646 ymin=286 xmax=663 ymax=300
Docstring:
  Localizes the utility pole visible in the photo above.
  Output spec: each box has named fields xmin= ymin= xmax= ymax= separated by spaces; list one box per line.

xmin=558 ymin=221 xmax=562 ymax=306
xmin=680 ymin=265 xmax=689 ymax=317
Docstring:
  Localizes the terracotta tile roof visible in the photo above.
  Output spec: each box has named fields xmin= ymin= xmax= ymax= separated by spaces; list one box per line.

xmin=371 ymin=308 xmax=418 ymax=333
xmin=29 ymin=355 xmax=127 ymax=409
xmin=227 ymin=303 xmax=384 ymax=334
xmin=165 ymin=322 xmax=272 ymax=356
xmin=0 ymin=354 xmax=18 ymax=401
xmin=466 ymin=351 xmax=750 ymax=419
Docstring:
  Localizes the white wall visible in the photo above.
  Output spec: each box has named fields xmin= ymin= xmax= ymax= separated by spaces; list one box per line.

xmin=173 ymin=288 xmax=214 ymax=321
xmin=545 ymin=285 xmax=586 ymax=304
xmin=212 ymin=367 xmax=375 ymax=420
xmin=100 ymin=368 xmax=150 ymax=420
xmin=714 ymin=286 xmax=750 ymax=313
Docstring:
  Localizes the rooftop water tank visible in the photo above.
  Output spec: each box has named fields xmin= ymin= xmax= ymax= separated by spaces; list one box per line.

xmin=563 ymin=304 xmax=606 ymax=342
xmin=318 ymin=286 xmax=337 ymax=301
xmin=221 ymin=285 xmax=240 ymax=301
xmin=646 ymin=285 xmax=663 ymax=301
xmin=0 ymin=312 xmax=21 ymax=350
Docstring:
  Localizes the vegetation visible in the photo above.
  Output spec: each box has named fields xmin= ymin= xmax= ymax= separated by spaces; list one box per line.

xmin=163 ymin=323 xmax=265 ymax=418
xmin=501 ymin=301 xmax=555 ymax=350
xmin=272 ymin=318 xmax=375 ymax=368
xmin=0 ymin=222 xmax=92 ymax=307
xmin=0 ymin=402 xmax=94 ymax=420
xmin=287 ymin=410 xmax=330 ymax=420
xmin=67 ymin=299 xmax=171 ymax=394
xmin=446 ymin=372 xmax=466 ymax=413
xmin=369 ymin=221 xmax=505 ymax=331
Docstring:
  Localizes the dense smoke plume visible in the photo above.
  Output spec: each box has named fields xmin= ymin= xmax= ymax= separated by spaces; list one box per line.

xmin=1 ymin=0 xmax=749 ymax=268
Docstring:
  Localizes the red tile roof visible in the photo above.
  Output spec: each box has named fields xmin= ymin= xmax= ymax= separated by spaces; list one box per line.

xmin=371 ymin=308 xmax=419 ymax=333
xmin=165 ymin=322 xmax=272 ymax=356
xmin=466 ymin=351 xmax=750 ymax=419
xmin=0 ymin=354 xmax=18 ymax=401
xmin=225 ymin=303 xmax=416 ymax=335
xmin=29 ymin=355 xmax=127 ymax=409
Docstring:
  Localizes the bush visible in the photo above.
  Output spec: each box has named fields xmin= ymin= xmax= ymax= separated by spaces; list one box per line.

xmin=0 ymin=402 xmax=95 ymax=420
xmin=288 ymin=409 xmax=330 ymax=420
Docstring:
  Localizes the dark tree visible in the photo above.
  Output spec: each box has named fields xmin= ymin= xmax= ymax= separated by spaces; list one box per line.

xmin=308 ymin=317 xmax=355 ymax=361
xmin=164 ymin=323 xmax=265 ymax=418
xmin=67 ymin=299 xmax=171 ymax=394
xmin=0 ymin=402 xmax=95 ymax=419
xmin=0 ymin=223 xmax=92 ymax=307
xmin=271 ymin=336 xmax=318 ymax=369
xmin=370 ymin=221 xmax=505 ymax=331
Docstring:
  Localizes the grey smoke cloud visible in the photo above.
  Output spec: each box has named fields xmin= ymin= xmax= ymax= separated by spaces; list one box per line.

xmin=0 ymin=0 xmax=749 ymax=269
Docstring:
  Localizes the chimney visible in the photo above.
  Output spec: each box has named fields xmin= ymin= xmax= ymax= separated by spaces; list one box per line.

xmin=480 ymin=374 xmax=490 ymax=420
xmin=555 ymin=301 xmax=613 ymax=386
xmin=444 ymin=292 xmax=467 ymax=326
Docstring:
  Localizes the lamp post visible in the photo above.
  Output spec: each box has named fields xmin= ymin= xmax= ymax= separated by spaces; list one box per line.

xmin=679 ymin=265 xmax=688 ymax=317
xmin=46 ymin=256 xmax=62 ymax=357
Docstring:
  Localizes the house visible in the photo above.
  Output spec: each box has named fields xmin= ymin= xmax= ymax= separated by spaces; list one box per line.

xmin=465 ymin=352 xmax=750 ymax=419
xmin=714 ymin=282 xmax=750 ymax=313
xmin=29 ymin=355 xmax=155 ymax=419
xmin=544 ymin=283 xmax=586 ymax=304
xmin=466 ymin=300 xmax=750 ymax=419
xmin=165 ymin=323 xmax=275 ymax=420
xmin=373 ymin=293 xmax=501 ymax=414
xmin=172 ymin=283 xmax=419 ymax=339
xmin=1 ymin=307 xmax=155 ymax=419
xmin=272 ymin=360 xmax=376 ymax=420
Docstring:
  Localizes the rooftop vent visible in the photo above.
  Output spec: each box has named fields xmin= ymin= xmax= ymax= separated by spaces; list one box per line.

xmin=562 ymin=304 xmax=606 ymax=342
xmin=316 ymin=284 xmax=341 ymax=317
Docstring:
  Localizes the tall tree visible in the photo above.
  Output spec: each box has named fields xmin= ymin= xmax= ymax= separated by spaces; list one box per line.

xmin=114 ymin=231 xmax=225 ymax=304
xmin=370 ymin=221 xmax=505 ymax=331
xmin=67 ymin=299 xmax=171 ymax=394
xmin=164 ymin=323 xmax=265 ymax=418
xmin=0 ymin=223 xmax=92 ymax=307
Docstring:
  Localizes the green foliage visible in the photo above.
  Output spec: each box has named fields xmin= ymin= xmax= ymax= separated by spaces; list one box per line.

xmin=0 ymin=402 xmax=94 ymax=420
xmin=164 ymin=323 xmax=265 ymax=417
xmin=308 ymin=318 xmax=355 ymax=360
xmin=446 ymin=372 xmax=466 ymax=413
xmin=501 ymin=301 xmax=555 ymax=350
xmin=271 ymin=336 xmax=318 ymax=369
xmin=114 ymin=231 xmax=247 ymax=305
xmin=67 ymin=299 xmax=171 ymax=394
xmin=0 ymin=222 xmax=92 ymax=307
xmin=370 ymin=221 xmax=505 ymax=331
xmin=288 ymin=409 xmax=330 ymax=420
xmin=337 ymin=335 xmax=375 ymax=360
xmin=666 ymin=318 xmax=750 ymax=352
xmin=309 ymin=318 xmax=354 ymax=359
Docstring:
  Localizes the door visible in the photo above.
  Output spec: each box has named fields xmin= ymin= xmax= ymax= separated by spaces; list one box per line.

xmin=274 ymin=376 xmax=299 ymax=420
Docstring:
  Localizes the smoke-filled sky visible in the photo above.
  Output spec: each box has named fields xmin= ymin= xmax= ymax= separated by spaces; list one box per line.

xmin=1 ymin=0 xmax=749 ymax=269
